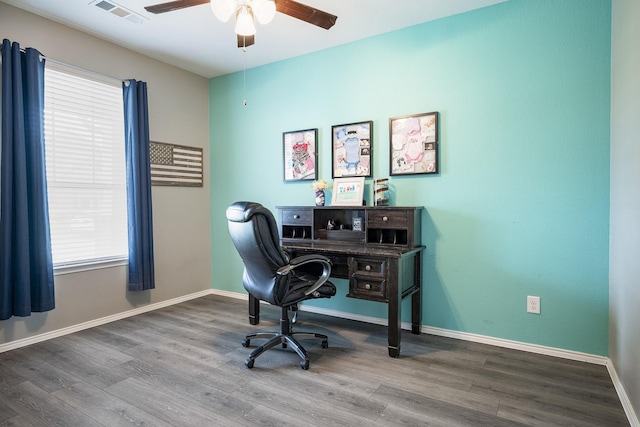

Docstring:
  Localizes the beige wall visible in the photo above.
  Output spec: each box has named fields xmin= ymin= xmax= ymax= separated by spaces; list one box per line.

xmin=0 ymin=2 xmax=212 ymax=345
xmin=610 ymin=0 xmax=640 ymax=420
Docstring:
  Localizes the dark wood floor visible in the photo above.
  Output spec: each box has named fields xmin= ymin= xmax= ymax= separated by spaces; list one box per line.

xmin=0 ymin=294 xmax=629 ymax=426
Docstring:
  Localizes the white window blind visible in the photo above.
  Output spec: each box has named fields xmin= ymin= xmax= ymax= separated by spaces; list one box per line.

xmin=44 ymin=63 xmax=128 ymax=267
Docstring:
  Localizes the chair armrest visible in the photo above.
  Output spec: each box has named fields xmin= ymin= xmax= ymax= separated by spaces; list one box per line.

xmin=277 ymin=255 xmax=332 ymax=296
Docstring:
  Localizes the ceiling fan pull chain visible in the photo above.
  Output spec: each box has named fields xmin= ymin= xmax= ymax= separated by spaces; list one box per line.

xmin=243 ymin=45 xmax=248 ymax=106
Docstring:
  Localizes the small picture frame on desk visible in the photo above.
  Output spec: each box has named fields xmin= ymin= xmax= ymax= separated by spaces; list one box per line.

xmin=331 ymin=177 xmax=365 ymax=206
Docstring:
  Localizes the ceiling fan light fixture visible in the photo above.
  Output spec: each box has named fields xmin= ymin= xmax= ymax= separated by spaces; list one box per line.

xmin=252 ymin=0 xmax=276 ymax=25
xmin=211 ymin=0 xmax=235 ymax=22
xmin=235 ymin=5 xmax=256 ymax=36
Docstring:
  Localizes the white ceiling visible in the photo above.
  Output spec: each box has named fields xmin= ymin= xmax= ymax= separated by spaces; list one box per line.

xmin=2 ymin=0 xmax=506 ymax=78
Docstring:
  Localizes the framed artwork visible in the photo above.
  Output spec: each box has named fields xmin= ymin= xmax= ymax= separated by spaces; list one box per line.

xmin=331 ymin=120 xmax=372 ymax=178
xmin=331 ymin=177 xmax=365 ymax=206
xmin=389 ymin=111 xmax=439 ymax=176
xmin=282 ymin=128 xmax=318 ymax=182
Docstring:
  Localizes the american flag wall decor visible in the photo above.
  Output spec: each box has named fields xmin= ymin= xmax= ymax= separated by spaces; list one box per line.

xmin=149 ymin=141 xmax=204 ymax=187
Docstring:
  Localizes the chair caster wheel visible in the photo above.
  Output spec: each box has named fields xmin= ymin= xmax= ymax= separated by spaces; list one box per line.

xmin=321 ymin=340 xmax=328 ymax=349
xmin=245 ymin=359 xmax=254 ymax=369
xmin=242 ymin=339 xmax=250 ymax=347
xmin=300 ymin=360 xmax=309 ymax=370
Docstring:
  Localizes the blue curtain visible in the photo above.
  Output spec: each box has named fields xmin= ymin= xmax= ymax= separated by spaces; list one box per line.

xmin=123 ymin=79 xmax=155 ymax=292
xmin=0 ymin=39 xmax=55 ymax=320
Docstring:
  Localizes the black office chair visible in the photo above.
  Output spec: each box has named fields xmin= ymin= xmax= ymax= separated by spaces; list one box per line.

xmin=226 ymin=201 xmax=336 ymax=370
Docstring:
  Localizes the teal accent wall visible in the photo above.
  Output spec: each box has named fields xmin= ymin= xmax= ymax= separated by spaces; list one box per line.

xmin=210 ymin=0 xmax=611 ymax=355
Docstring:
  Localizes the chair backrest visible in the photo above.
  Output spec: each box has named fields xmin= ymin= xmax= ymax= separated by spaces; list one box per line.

xmin=226 ymin=201 xmax=289 ymax=305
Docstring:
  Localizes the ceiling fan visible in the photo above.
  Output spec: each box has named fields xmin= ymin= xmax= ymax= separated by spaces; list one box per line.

xmin=144 ymin=0 xmax=337 ymax=48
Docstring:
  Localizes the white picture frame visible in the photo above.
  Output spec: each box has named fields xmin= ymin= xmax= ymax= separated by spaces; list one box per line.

xmin=331 ymin=177 xmax=365 ymax=206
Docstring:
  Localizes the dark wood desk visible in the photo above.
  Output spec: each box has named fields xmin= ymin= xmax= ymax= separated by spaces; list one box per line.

xmin=248 ymin=206 xmax=424 ymax=358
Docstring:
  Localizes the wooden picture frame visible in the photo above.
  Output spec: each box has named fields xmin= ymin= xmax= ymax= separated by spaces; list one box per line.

xmin=283 ymin=128 xmax=318 ymax=182
xmin=331 ymin=120 xmax=372 ymax=178
xmin=389 ymin=111 xmax=439 ymax=176
xmin=331 ymin=177 xmax=365 ymax=206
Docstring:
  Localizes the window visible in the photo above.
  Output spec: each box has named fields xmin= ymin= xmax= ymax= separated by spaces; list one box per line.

xmin=44 ymin=63 xmax=128 ymax=269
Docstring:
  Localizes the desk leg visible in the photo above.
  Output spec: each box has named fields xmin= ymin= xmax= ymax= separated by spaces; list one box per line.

xmin=388 ymin=295 xmax=401 ymax=358
xmin=411 ymin=292 xmax=421 ymax=334
xmin=411 ymin=251 xmax=422 ymax=335
xmin=388 ymin=258 xmax=401 ymax=358
xmin=248 ymin=294 xmax=260 ymax=325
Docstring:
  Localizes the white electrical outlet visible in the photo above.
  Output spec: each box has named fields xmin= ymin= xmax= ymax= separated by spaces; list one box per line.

xmin=527 ymin=296 xmax=540 ymax=314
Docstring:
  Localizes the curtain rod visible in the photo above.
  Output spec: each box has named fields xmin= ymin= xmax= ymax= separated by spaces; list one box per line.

xmin=44 ymin=57 xmax=127 ymax=85
xmin=1 ymin=44 xmax=126 ymax=85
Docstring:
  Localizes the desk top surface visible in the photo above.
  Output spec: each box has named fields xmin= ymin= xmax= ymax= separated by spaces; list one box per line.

xmin=277 ymin=205 xmax=423 ymax=210
xmin=282 ymin=240 xmax=425 ymax=257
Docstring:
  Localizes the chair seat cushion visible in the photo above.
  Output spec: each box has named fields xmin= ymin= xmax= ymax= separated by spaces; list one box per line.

xmin=282 ymin=280 xmax=336 ymax=306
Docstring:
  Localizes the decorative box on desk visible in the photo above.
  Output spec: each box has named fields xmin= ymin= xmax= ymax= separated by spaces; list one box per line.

xmin=272 ymin=205 xmax=424 ymax=358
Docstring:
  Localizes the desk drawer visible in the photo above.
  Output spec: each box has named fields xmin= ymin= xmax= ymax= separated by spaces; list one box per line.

xmin=348 ymin=256 xmax=387 ymax=301
xmin=281 ymin=209 xmax=312 ymax=225
xmin=367 ymin=210 xmax=408 ymax=228
xmin=350 ymin=258 xmax=385 ymax=276
xmin=349 ymin=277 xmax=386 ymax=300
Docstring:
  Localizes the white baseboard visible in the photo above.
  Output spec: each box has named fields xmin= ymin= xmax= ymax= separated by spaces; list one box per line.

xmin=420 ymin=325 xmax=608 ymax=365
xmin=208 ymin=289 xmax=246 ymax=300
xmin=2 ymin=288 xmax=636 ymax=426
xmin=607 ymin=360 xmax=640 ymax=427
xmin=0 ymin=289 xmax=212 ymax=354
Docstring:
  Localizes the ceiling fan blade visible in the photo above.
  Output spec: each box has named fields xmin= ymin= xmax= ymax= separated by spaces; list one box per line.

xmin=237 ymin=34 xmax=256 ymax=49
xmin=276 ymin=0 xmax=337 ymax=30
xmin=144 ymin=0 xmax=209 ymax=14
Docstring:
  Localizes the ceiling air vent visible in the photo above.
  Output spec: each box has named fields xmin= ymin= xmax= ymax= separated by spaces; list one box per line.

xmin=94 ymin=1 xmax=116 ymax=11
xmin=90 ymin=0 xmax=148 ymax=24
